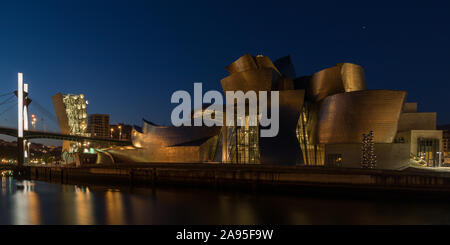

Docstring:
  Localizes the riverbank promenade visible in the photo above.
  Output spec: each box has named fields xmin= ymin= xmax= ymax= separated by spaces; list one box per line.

xmin=18 ymin=163 xmax=450 ymax=195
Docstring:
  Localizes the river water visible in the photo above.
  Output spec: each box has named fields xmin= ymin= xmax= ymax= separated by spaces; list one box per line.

xmin=1 ymin=177 xmax=450 ymax=225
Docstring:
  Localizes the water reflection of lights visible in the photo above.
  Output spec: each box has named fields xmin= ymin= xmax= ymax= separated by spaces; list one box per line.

xmin=11 ymin=181 xmax=41 ymax=225
xmin=74 ymin=185 xmax=90 ymax=193
xmin=1 ymin=176 xmax=8 ymax=194
xmin=1 ymin=177 xmax=36 ymax=195
xmin=16 ymin=180 xmax=36 ymax=192
xmin=219 ymin=196 xmax=255 ymax=224
xmin=105 ymin=190 xmax=125 ymax=225
xmin=1 ymin=170 xmax=13 ymax=177
xmin=74 ymin=185 xmax=94 ymax=225
xmin=8 ymin=177 xmax=11 ymax=193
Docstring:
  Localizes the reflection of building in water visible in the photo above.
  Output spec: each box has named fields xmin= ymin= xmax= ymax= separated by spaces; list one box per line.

xmin=1 ymin=177 xmax=7 ymax=195
xmin=52 ymin=92 xmax=89 ymax=164
xmin=12 ymin=183 xmax=41 ymax=225
xmin=94 ymin=54 xmax=442 ymax=169
xmin=74 ymin=186 xmax=94 ymax=225
xmin=27 ymin=192 xmax=41 ymax=225
xmin=105 ymin=190 xmax=125 ymax=225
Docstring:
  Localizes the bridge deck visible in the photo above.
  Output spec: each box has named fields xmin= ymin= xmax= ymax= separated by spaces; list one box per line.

xmin=0 ymin=126 xmax=132 ymax=145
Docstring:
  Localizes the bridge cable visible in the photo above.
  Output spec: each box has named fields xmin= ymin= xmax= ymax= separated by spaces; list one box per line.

xmin=0 ymin=98 xmax=15 ymax=106
xmin=0 ymin=102 xmax=17 ymax=117
xmin=0 ymin=92 xmax=13 ymax=97
xmin=28 ymin=99 xmax=59 ymax=125
xmin=0 ymin=95 xmax=15 ymax=106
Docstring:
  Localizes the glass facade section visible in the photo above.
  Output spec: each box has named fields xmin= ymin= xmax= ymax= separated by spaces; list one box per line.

xmin=226 ymin=115 xmax=260 ymax=164
xmin=417 ymin=138 xmax=440 ymax=167
xmin=296 ymin=102 xmax=325 ymax=165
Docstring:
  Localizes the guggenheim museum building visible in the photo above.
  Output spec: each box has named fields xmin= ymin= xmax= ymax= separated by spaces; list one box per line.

xmin=103 ymin=54 xmax=443 ymax=170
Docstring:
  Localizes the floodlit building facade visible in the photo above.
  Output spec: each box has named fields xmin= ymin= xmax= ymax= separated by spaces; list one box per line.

xmin=103 ymin=54 xmax=442 ymax=169
xmin=52 ymin=92 xmax=89 ymax=163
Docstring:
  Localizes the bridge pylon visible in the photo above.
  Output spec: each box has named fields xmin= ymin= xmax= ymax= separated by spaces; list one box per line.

xmin=16 ymin=73 xmax=28 ymax=167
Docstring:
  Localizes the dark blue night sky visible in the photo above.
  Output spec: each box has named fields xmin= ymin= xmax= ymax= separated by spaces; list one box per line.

xmin=1 ymin=0 xmax=449 ymax=132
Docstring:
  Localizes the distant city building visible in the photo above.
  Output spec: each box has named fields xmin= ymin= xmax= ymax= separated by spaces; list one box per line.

xmin=88 ymin=114 xmax=110 ymax=138
xmin=110 ymin=123 xmax=132 ymax=141
xmin=444 ymin=129 xmax=450 ymax=154
xmin=438 ymin=125 xmax=450 ymax=164
xmin=445 ymin=129 xmax=450 ymax=163
xmin=52 ymin=92 xmax=89 ymax=163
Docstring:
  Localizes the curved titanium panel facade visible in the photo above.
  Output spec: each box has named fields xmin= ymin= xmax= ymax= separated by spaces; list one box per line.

xmin=254 ymin=55 xmax=280 ymax=74
xmin=339 ymin=63 xmax=367 ymax=92
xmin=133 ymin=120 xmax=220 ymax=148
xmin=128 ymin=120 xmax=221 ymax=163
xmin=225 ymin=54 xmax=281 ymax=75
xmin=225 ymin=54 xmax=258 ymax=74
xmin=220 ymin=68 xmax=280 ymax=92
xmin=276 ymin=76 xmax=295 ymax=90
xmin=317 ymin=90 xmax=406 ymax=144
xmin=259 ymin=90 xmax=305 ymax=165
xmin=308 ymin=63 xmax=367 ymax=102
xmin=308 ymin=66 xmax=343 ymax=102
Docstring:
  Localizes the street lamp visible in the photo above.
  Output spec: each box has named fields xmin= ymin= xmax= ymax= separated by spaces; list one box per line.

xmin=110 ymin=128 xmax=114 ymax=139
xmin=31 ymin=114 xmax=37 ymax=130
xmin=118 ymin=125 xmax=122 ymax=140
